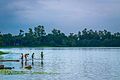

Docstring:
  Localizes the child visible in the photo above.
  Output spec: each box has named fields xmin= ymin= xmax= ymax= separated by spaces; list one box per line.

xmin=32 ymin=53 xmax=35 ymax=61
xmin=41 ymin=52 xmax=44 ymax=60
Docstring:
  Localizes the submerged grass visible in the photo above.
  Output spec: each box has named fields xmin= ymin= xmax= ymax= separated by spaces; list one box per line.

xmin=32 ymin=72 xmax=50 ymax=74
xmin=0 ymin=69 xmax=59 ymax=75
xmin=32 ymin=72 xmax=59 ymax=75
xmin=0 ymin=69 xmax=26 ymax=75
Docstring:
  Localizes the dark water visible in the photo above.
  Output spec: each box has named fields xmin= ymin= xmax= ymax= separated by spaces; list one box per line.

xmin=0 ymin=47 xmax=120 ymax=80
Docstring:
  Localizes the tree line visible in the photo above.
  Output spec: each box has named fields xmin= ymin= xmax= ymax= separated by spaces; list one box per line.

xmin=0 ymin=25 xmax=120 ymax=47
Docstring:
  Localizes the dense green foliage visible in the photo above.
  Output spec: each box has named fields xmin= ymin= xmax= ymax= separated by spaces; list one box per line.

xmin=0 ymin=25 xmax=120 ymax=47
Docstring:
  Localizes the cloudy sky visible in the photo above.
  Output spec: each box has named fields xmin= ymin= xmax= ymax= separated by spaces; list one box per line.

xmin=0 ymin=0 xmax=120 ymax=34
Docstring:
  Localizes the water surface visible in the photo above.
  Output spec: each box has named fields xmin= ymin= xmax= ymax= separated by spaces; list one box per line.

xmin=0 ymin=47 xmax=120 ymax=80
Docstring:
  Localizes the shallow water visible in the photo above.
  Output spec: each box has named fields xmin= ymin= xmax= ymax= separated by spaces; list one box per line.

xmin=0 ymin=47 xmax=120 ymax=80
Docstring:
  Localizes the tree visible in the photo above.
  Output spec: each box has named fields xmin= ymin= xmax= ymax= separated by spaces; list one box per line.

xmin=2 ymin=33 xmax=14 ymax=46
xmin=46 ymin=29 xmax=68 ymax=46
xmin=19 ymin=30 xmax=24 ymax=36
xmin=68 ymin=33 xmax=78 ymax=46
xmin=22 ymin=28 xmax=35 ymax=46
xmin=34 ymin=25 xmax=46 ymax=38
xmin=17 ymin=29 xmax=24 ymax=46
xmin=82 ymin=28 xmax=88 ymax=39
xmin=33 ymin=25 xmax=46 ymax=46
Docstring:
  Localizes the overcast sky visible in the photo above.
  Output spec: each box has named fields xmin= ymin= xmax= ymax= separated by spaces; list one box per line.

xmin=0 ymin=0 xmax=120 ymax=34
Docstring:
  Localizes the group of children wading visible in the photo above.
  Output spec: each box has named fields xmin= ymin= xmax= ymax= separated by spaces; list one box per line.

xmin=21 ymin=52 xmax=44 ymax=61
xmin=20 ymin=52 xmax=44 ymax=68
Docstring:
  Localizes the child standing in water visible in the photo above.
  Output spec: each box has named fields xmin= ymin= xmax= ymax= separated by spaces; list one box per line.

xmin=21 ymin=53 xmax=24 ymax=61
xmin=32 ymin=53 xmax=34 ymax=61
xmin=25 ymin=54 xmax=29 ymax=61
xmin=41 ymin=52 xmax=44 ymax=60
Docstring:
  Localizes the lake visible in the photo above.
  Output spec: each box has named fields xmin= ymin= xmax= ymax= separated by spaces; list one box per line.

xmin=0 ymin=47 xmax=120 ymax=80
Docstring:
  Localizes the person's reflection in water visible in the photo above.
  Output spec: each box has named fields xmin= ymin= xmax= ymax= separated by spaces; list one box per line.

xmin=20 ymin=53 xmax=24 ymax=68
xmin=32 ymin=53 xmax=34 ymax=61
xmin=21 ymin=53 xmax=24 ymax=61
xmin=31 ymin=53 xmax=35 ymax=67
xmin=25 ymin=61 xmax=27 ymax=66
xmin=40 ymin=52 xmax=44 ymax=69
xmin=32 ymin=60 xmax=34 ymax=66
xmin=41 ymin=60 xmax=44 ymax=68
xmin=21 ymin=60 xmax=24 ymax=68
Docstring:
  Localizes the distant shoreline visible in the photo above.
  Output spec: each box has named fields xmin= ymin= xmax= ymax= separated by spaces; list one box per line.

xmin=0 ymin=46 xmax=120 ymax=48
xmin=0 ymin=26 xmax=120 ymax=47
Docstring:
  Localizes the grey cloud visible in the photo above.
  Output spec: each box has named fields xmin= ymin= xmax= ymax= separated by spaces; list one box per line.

xmin=0 ymin=0 xmax=120 ymax=34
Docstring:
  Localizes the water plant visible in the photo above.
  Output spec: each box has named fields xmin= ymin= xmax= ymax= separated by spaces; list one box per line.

xmin=0 ymin=69 xmax=26 ymax=75
xmin=0 ymin=51 xmax=8 ymax=55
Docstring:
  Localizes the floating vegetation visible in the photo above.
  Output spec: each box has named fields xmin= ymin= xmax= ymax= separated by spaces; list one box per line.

xmin=0 ymin=51 xmax=9 ymax=55
xmin=0 ymin=51 xmax=7 ymax=55
xmin=0 ymin=69 xmax=26 ymax=75
xmin=25 ymin=65 xmax=32 ymax=70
